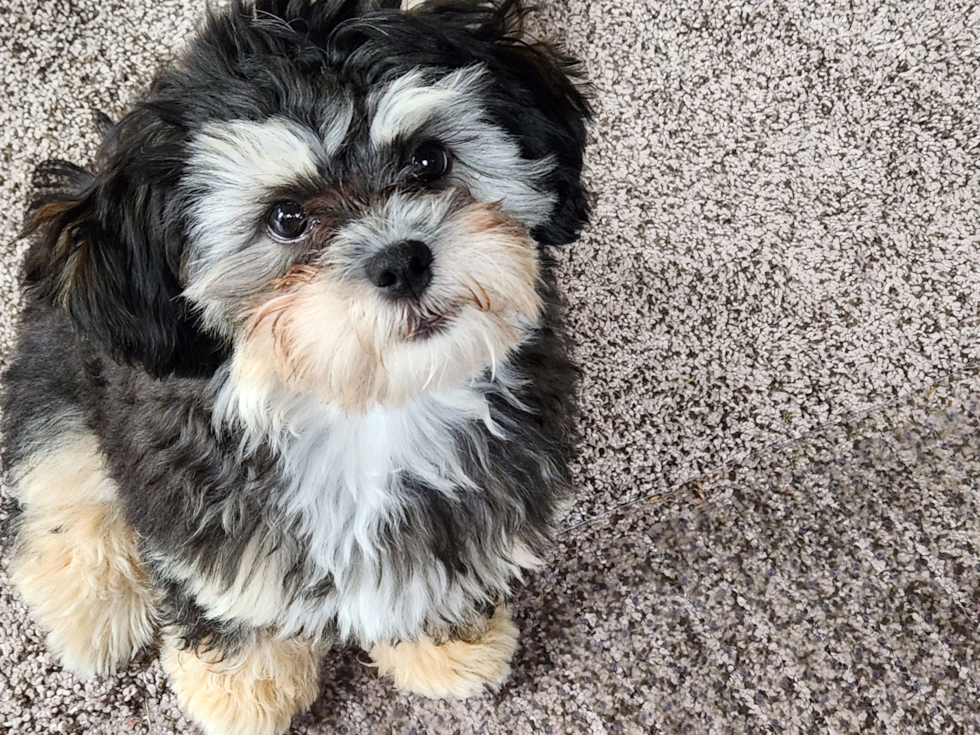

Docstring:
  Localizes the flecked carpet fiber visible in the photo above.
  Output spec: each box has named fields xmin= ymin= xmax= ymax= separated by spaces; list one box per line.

xmin=2 ymin=0 xmax=979 ymax=733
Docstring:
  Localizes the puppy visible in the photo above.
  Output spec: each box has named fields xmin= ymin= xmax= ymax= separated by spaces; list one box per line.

xmin=2 ymin=1 xmax=590 ymax=733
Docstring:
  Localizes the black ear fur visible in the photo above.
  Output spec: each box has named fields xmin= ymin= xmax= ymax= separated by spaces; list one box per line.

xmin=24 ymin=113 xmax=225 ymax=379
xmin=412 ymin=0 xmax=593 ymax=246
xmin=243 ymin=0 xmax=401 ymax=33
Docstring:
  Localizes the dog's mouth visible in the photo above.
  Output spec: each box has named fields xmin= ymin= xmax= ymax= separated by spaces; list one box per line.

xmin=407 ymin=310 xmax=454 ymax=341
xmin=403 ymin=272 xmax=499 ymax=342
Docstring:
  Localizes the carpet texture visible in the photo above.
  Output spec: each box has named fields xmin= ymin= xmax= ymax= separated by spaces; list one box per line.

xmin=1 ymin=0 xmax=979 ymax=733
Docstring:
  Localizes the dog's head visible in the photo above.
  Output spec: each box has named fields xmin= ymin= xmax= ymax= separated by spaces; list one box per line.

xmin=26 ymin=0 xmax=591 ymax=410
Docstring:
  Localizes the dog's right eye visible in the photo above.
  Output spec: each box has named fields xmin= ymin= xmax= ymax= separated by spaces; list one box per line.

xmin=409 ymin=142 xmax=452 ymax=184
xmin=266 ymin=201 xmax=312 ymax=242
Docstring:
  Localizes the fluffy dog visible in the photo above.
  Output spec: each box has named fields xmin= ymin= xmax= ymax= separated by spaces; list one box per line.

xmin=2 ymin=1 xmax=590 ymax=732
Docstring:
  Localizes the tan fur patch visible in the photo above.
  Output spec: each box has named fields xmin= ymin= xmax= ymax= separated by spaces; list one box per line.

xmin=155 ymin=534 xmax=285 ymax=629
xmin=161 ymin=633 xmax=321 ymax=735
xmin=9 ymin=435 xmax=157 ymax=677
xmin=368 ymin=604 xmax=519 ymax=699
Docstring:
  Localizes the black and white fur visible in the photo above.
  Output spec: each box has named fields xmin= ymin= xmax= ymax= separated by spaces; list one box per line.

xmin=3 ymin=0 xmax=589 ymax=729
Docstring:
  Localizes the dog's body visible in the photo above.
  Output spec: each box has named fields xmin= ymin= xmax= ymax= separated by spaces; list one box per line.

xmin=5 ymin=281 xmax=574 ymax=648
xmin=3 ymin=1 xmax=589 ymax=733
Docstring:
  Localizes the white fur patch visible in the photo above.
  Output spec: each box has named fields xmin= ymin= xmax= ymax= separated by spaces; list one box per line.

xmin=204 ymin=370 xmax=537 ymax=644
xmin=370 ymin=68 xmax=484 ymax=146
xmin=188 ymin=118 xmax=322 ymax=192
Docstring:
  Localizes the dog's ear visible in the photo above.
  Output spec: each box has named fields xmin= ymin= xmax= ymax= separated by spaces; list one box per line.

xmin=24 ymin=112 xmax=224 ymax=378
xmin=413 ymin=0 xmax=593 ymax=246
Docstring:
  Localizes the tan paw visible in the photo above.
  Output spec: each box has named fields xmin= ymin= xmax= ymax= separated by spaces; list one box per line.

xmin=9 ymin=437 xmax=157 ymax=677
xmin=161 ymin=633 xmax=321 ymax=735
xmin=368 ymin=604 xmax=519 ymax=699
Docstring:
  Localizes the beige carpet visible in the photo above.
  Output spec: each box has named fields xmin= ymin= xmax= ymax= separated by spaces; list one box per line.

xmin=2 ymin=0 xmax=980 ymax=732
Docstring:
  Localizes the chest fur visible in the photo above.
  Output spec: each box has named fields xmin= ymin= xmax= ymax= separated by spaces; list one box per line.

xmin=159 ymin=377 xmax=541 ymax=644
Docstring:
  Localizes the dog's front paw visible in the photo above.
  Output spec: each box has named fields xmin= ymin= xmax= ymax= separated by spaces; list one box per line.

xmin=368 ymin=604 xmax=519 ymax=699
xmin=161 ymin=633 xmax=321 ymax=735
xmin=9 ymin=449 xmax=158 ymax=679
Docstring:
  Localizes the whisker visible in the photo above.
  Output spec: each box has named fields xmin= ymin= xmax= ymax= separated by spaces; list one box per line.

xmin=375 ymin=310 xmax=394 ymax=370
xmin=482 ymin=331 xmax=498 ymax=383
xmin=462 ymin=272 xmax=492 ymax=312
xmin=461 ymin=282 xmax=482 ymax=310
xmin=272 ymin=312 xmax=295 ymax=381
xmin=351 ymin=311 xmax=371 ymax=357
xmin=421 ymin=355 xmax=439 ymax=392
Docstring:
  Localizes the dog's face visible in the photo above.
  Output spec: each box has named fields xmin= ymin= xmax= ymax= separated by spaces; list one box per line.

xmin=182 ymin=62 xmax=563 ymax=410
xmin=27 ymin=0 xmax=590 ymax=410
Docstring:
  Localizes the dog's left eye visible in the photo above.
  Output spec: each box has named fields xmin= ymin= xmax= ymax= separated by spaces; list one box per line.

xmin=409 ymin=142 xmax=452 ymax=183
xmin=266 ymin=201 xmax=313 ymax=242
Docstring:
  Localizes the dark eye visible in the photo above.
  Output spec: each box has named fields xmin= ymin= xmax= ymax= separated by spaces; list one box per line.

xmin=409 ymin=142 xmax=452 ymax=183
xmin=266 ymin=201 xmax=312 ymax=242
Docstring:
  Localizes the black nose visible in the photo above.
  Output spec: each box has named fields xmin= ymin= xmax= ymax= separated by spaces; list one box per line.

xmin=366 ymin=240 xmax=433 ymax=299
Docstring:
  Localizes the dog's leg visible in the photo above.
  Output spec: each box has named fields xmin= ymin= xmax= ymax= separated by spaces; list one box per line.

xmin=7 ymin=434 xmax=157 ymax=676
xmin=367 ymin=603 xmax=519 ymax=698
xmin=160 ymin=631 xmax=322 ymax=735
